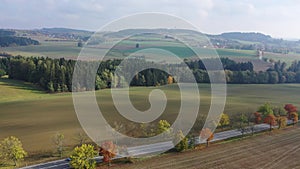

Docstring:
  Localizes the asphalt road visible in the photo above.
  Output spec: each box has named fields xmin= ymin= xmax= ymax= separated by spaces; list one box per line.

xmin=20 ymin=120 xmax=294 ymax=169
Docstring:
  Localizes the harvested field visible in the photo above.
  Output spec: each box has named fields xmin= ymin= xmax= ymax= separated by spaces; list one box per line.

xmin=110 ymin=127 xmax=300 ymax=169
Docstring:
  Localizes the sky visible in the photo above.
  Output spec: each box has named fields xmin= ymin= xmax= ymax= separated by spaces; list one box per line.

xmin=1 ymin=0 xmax=300 ymax=39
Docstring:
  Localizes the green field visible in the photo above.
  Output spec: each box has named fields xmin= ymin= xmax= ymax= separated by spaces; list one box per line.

xmin=2 ymin=30 xmax=300 ymax=64
xmin=0 ymin=40 xmax=257 ymax=59
xmin=3 ymin=37 xmax=300 ymax=64
xmin=1 ymin=78 xmax=300 ymax=155
xmin=1 ymin=41 xmax=79 ymax=58
xmin=264 ymin=52 xmax=300 ymax=64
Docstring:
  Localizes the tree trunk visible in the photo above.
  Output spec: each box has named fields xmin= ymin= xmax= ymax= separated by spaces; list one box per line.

xmin=13 ymin=159 xmax=17 ymax=166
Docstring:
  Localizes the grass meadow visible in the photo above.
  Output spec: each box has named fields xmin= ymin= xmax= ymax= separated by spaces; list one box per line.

xmin=1 ymin=78 xmax=300 ymax=154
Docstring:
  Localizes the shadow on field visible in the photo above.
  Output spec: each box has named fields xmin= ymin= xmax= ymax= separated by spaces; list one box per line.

xmin=0 ymin=77 xmax=45 ymax=94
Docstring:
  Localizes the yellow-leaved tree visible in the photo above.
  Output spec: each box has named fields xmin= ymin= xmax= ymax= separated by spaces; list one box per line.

xmin=69 ymin=144 xmax=97 ymax=169
xmin=218 ymin=113 xmax=230 ymax=131
xmin=0 ymin=136 xmax=27 ymax=166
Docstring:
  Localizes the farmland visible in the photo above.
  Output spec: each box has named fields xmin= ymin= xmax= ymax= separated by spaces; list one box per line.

xmin=1 ymin=77 xmax=300 ymax=154
xmin=0 ymin=39 xmax=257 ymax=59
xmin=2 ymin=28 xmax=300 ymax=65
xmin=110 ymin=127 xmax=300 ymax=169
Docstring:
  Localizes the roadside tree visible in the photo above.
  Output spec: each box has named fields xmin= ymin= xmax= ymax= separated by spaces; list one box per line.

xmin=284 ymin=104 xmax=297 ymax=119
xmin=277 ymin=116 xmax=287 ymax=129
xmin=0 ymin=136 xmax=27 ymax=166
xmin=173 ymin=130 xmax=188 ymax=152
xmin=52 ymin=132 xmax=64 ymax=157
xmin=290 ymin=112 xmax=299 ymax=126
xmin=157 ymin=120 xmax=172 ymax=136
xmin=258 ymin=103 xmax=274 ymax=117
xmin=218 ymin=113 xmax=230 ymax=131
xmin=69 ymin=144 xmax=97 ymax=169
xmin=264 ymin=114 xmax=277 ymax=131
xmin=254 ymin=112 xmax=262 ymax=124
xmin=273 ymin=106 xmax=287 ymax=117
xmin=99 ymin=141 xmax=117 ymax=166
xmin=200 ymin=128 xmax=214 ymax=147
xmin=236 ymin=113 xmax=248 ymax=136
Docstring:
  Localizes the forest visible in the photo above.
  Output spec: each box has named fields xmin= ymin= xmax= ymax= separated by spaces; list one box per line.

xmin=1 ymin=56 xmax=300 ymax=92
xmin=0 ymin=29 xmax=40 ymax=47
xmin=0 ymin=36 xmax=40 ymax=47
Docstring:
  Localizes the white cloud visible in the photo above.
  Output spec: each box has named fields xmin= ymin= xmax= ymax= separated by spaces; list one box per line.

xmin=0 ymin=0 xmax=300 ymax=38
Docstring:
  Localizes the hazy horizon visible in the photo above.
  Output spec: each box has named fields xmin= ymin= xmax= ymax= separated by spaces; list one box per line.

xmin=1 ymin=26 xmax=299 ymax=41
xmin=1 ymin=0 xmax=300 ymax=39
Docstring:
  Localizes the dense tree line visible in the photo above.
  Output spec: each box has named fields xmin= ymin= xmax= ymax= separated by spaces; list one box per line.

xmin=0 ymin=56 xmax=171 ymax=92
xmin=189 ymin=59 xmax=300 ymax=84
xmin=2 ymin=56 xmax=300 ymax=92
xmin=0 ymin=26 xmax=37 ymax=49
xmin=186 ymin=58 xmax=253 ymax=71
xmin=3 ymin=56 xmax=75 ymax=92
xmin=0 ymin=29 xmax=15 ymax=36
xmin=0 ymin=36 xmax=40 ymax=47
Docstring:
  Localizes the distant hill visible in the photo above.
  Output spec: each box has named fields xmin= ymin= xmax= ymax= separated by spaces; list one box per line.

xmin=100 ymin=28 xmax=300 ymax=53
xmin=36 ymin=28 xmax=93 ymax=41
xmin=0 ymin=29 xmax=40 ymax=47
xmin=206 ymin=31 xmax=300 ymax=53
xmin=2 ymin=27 xmax=300 ymax=55
xmin=103 ymin=28 xmax=204 ymax=37
xmin=217 ymin=32 xmax=272 ymax=42
xmin=39 ymin=27 xmax=92 ymax=34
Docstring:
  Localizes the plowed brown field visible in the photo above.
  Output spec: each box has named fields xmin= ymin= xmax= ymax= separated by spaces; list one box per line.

xmin=110 ymin=127 xmax=300 ymax=169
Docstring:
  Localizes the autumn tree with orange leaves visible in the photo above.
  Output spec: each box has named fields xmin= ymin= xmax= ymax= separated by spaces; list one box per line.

xmin=264 ymin=114 xmax=277 ymax=131
xmin=253 ymin=112 xmax=262 ymax=124
xmin=290 ymin=112 xmax=299 ymax=126
xmin=167 ymin=75 xmax=174 ymax=84
xmin=284 ymin=104 xmax=297 ymax=119
xmin=99 ymin=141 xmax=117 ymax=166
xmin=277 ymin=116 xmax=287 ymax=129
xmin=200 ymin=128 xmax=214 ymax=147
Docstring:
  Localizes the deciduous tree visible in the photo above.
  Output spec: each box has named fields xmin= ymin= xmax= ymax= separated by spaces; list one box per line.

xmin=284 ymin=104 xmax=297 ymax=113
xmin=277 ymin=116 xmax=287 ymax=129
xmin=157 ymin=120 xmax=171 ymax=135
xmin=254 ymin=112 xmax=262 ymax=124
xmin=258 ymin=103 xmax=274 ymax=117
xmin=173 ymin=130 xmax=188 ymax=152
xmin=264 ymin=114 xmax=276 ymax=131
xmin=0 ymin=136 xmax=27 ymax=166
xmin=200 ymin=128 xmax=214 ymax=147
xmin=69 ymin=144 xmax=97 ymax=169
xmin=52 ymin=133 xmax=64 ymax=157
xmin=167 ymin=75 xmax=173 ymax=84
xmin=284 ymin=104 xmax=297 ymax=119
xmin=290 ymin=112 xmax=299 ymax=126
xmin=218 ymin=113 xmax=230 ymax=130
xmin=99 ymin=141 xmax=117 ymax=166
xmin=273 ymin=106 xmax=287 ymax=117
xmin=238 ymin=113 xmax=248 ymax=136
